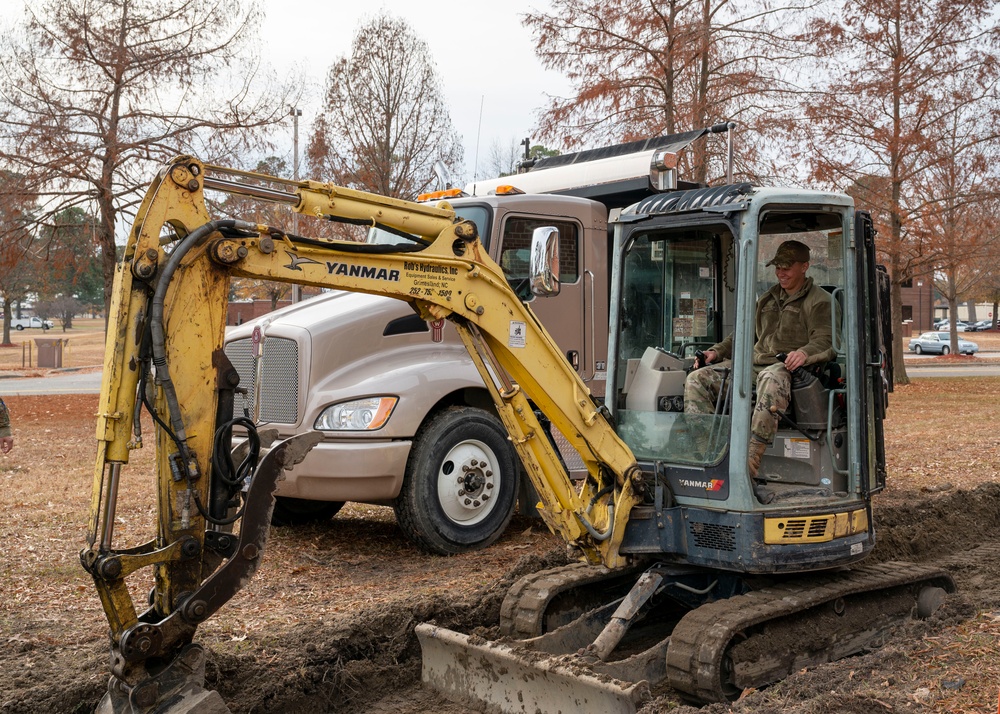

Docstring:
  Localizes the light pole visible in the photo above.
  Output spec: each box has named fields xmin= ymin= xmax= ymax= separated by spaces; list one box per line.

xmin=290 ymin=106 xmax=302 ymax=303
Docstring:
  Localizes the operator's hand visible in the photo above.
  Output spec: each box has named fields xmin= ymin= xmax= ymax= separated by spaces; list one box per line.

xmin=783 ymin=349 xmax=807 ymax=372
xmin=694 ymin=349 xmax=718 ymax=370
xmin=0 ymin=436 xmax=13 ymax=454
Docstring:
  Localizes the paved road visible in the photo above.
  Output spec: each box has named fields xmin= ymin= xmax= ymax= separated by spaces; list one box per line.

xmin=0 ymin=370 xmax=103 ymax=395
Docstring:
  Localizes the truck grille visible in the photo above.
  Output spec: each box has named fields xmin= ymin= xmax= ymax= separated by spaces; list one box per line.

xmin=224 ymin=337 xmax=299 ymax=424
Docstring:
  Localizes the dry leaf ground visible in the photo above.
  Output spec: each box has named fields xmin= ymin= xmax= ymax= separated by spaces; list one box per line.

xmin=1 ymin=360 xmax=1000 ymax=712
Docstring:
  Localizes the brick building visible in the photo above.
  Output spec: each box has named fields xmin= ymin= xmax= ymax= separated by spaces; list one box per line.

xmin=898 ymin=277 xmax=938 ymax=335
xmin=227 ymin=300 xmax=292 ymax=326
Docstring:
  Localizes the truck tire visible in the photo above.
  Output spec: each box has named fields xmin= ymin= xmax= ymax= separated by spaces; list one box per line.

xmin=394 ymin=406 xmax=518 ymax=555
xmin=15 ymin=325 xmax=23 ymax=331
xmin=271 ymin=496 xmax=344 ymax=526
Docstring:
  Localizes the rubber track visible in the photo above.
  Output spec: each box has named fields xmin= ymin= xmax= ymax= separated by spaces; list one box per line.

xmin=500 ymin=562 xmax=643 ymax=638
xmin=665 ymin=561 xmax=956 ymax=703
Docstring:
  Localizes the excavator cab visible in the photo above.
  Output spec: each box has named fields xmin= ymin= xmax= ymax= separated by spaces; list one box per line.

xmin=417 ymin=182 xmax=953 ymax=711
xmin=608 ymin=184 xmax=881 ymax=573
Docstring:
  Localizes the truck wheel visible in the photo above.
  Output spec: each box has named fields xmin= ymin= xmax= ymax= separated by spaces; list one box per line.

xmin=15 ymin=325 xmax=23 ymax=331
xmin=271 ymin=496 xmax=344 ymax=526
xmin=394 ymin=406 xmax=518 ymax=554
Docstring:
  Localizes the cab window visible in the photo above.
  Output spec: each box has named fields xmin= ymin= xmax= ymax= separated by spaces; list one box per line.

xmin=499 ymin=217 xmax=579 ymax=299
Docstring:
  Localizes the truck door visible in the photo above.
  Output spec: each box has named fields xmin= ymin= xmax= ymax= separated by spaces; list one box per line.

xmin=497 ymin=215 xmax=606 ymax=396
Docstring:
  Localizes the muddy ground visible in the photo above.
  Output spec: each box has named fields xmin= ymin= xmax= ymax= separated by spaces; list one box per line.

xmin=2 ymin=389 xmax=1000 ymax=713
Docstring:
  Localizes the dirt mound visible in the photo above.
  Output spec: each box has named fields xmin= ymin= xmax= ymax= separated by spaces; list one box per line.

xmin=872 ymin=482 xmax=1000 ymax=564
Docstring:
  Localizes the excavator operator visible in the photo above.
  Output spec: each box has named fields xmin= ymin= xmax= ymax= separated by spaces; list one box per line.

xmin=684 ymin=239 xmax=835 ymax=480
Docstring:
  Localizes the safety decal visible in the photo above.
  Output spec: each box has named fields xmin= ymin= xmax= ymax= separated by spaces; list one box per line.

xmin=508 ymin=321 xmax=526 ymax=348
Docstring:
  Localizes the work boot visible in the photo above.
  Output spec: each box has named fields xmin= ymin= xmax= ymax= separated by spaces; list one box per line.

xmin=747 ymin=438 xmax=768 ymax=480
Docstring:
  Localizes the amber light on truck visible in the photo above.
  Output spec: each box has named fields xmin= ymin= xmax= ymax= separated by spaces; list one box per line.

xmin=314 ymin=396 xmax=398 ymax=431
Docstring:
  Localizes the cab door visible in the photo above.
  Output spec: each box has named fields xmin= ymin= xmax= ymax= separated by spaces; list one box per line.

xmin=855 ymin=210 xmax=888 ymax=495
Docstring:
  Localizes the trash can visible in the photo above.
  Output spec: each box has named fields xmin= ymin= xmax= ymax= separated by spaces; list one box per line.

xmin=35 ymin=338 xmax=66 ymax=368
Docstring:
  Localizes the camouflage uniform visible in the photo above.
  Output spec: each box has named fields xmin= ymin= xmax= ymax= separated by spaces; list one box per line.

xmin=684 ymin=276 xmax=834 ymax=444
xmin=0 ymin=397 xmax=10 ymax=438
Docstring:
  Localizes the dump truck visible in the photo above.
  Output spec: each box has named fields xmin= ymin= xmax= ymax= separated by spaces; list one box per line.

xmin=224 ymin=129 xmax=713 ymax=554
xmin=82 ymin=143 xmax=953 ymax=713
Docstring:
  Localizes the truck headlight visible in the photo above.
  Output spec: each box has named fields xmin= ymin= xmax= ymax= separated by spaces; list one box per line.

xmin=314 ymin=397 xmax=398 ymax=431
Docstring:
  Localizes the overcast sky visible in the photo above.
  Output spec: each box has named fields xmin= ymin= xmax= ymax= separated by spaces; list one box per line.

xmin=263 ymin=0 xmax=570 ymax=182
xmin=0 ymin=0 xmax=572 ymax=183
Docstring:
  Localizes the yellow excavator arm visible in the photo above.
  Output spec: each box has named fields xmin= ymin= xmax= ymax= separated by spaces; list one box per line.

xmin=81 ymin=156 xmax=640 ymax=694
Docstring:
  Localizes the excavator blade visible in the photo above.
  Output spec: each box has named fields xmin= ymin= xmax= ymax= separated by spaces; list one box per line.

xmin=416 ymin=623 xmax=650 ymax=714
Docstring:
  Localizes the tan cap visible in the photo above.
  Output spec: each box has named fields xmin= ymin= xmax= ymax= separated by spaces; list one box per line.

xmin=766 ymin=240 xmax=810 ymax=267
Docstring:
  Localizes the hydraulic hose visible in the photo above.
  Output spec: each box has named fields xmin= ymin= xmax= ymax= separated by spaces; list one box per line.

xmin=149 ymin=219 xmax=255 ymax=461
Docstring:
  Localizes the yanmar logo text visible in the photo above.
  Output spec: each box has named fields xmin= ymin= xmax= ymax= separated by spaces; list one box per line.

xmin=679 ymin=478 xmax=725 ymax=492
xmin=281 ymin=251 xmax=399 ymax=282
xmin=325 ymin=262 xmax=399 ymax=281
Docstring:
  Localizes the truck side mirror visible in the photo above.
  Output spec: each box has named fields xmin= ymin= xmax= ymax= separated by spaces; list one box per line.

xmin=529 ymin=226 xmax=561 ymax=297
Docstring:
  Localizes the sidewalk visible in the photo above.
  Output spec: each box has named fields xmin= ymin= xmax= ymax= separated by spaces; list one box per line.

xmin=903 ymin=350 xmax=1000 ymax=367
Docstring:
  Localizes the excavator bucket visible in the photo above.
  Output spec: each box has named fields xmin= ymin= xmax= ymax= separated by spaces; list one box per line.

xmin=416 ymin=623 xmax=650 ymax=714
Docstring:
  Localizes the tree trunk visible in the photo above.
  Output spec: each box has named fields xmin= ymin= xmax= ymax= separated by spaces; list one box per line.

xmin=947 ymin=292 xmax=960 ymax=352
xmin=1 ymin=301 xmax=11 ymax=345
xmin=890 ymin=278 xmax=909 ymax=384
xmin=889 ymin=253 xmax=910 ymax=384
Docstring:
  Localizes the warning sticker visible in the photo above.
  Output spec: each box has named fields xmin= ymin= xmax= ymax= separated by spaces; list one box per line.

xmin=509 ymin=321 xmax=526 ymax=348
xmin=783 ymin=438 xmax=812 ymax=460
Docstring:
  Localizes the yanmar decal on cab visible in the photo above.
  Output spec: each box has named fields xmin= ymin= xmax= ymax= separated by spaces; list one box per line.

xmin=669 ymin=471 xmax=728 ymax=499
xmin=679 ymin=479 xmax=725 ymax=492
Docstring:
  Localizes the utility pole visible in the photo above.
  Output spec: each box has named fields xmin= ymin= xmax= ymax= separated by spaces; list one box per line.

xmin=290 ymin=106 xmax=303 ymax=303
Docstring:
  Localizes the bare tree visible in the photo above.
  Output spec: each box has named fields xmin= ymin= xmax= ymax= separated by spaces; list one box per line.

xmin=0 ymin=171 xmax=38 ymax=345
xmin=306 ymin=13 xmax=464 ymax=199
xmin=485 ymin=138 xmax=525 ymax=179
xmin=0 ymin=0 xmax=293 ymax=320
xmin=918 ymin=85 xmax=1000 ymax=353
xmin=801 ymin=0 xmax=1000 ymax=383
xmin=36 ymin=295 xmax=83 ymax=331
xmin=523 ymin=0 xmax=818 ymax=182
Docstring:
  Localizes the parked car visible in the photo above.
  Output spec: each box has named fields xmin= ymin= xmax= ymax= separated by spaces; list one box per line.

xmin=935 ymin=321 xmax=968 ymax=332
xmin=968 ymin=319 xmax=995 ymax=331
xmin=908 ymin=331 xmax=978 ymax=355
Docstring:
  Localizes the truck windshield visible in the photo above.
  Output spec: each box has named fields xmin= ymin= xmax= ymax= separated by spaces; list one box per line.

xmin=365 ymin=205 xmax=492 ymax=250
xmin=614 ymin=228 xmax=729 ymax=466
